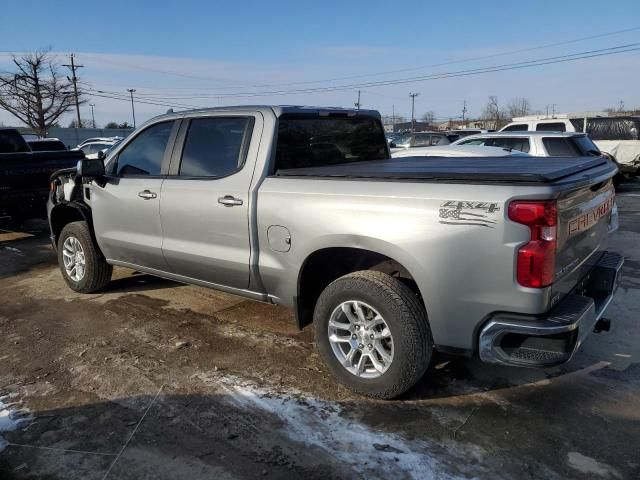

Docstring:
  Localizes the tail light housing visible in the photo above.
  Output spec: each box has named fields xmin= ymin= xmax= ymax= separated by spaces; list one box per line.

xmin=508 ymin=200 xmax=558 ymax=288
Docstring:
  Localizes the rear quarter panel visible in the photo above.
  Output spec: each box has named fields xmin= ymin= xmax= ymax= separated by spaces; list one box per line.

xmin=256 ymin=178 xmax=558 ymax=351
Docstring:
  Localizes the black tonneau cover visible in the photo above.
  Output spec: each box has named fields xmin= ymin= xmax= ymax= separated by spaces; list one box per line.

xmin=275 ymin=156 xmax=614 ymax=184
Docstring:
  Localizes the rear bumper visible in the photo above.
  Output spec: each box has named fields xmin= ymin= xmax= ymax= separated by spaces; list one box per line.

xmin=479 ymin=251 xmax=623 ymax=367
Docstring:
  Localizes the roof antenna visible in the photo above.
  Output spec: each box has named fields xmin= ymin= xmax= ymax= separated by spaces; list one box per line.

xmin=166 ymin=108 xmax=174 ymax=114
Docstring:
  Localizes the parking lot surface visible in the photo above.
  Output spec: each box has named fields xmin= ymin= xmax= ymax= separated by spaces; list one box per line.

xmin=0 ymin=182 xmax=639 ymax=479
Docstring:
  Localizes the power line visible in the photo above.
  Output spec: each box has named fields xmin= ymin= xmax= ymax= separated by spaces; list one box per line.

xmin=108 ymin=43 xmax=640 ymax=100
xmin=46 ymin=25 xmax=640 ymax=93
xmin=87 ymin=91 xmax=202 ymax=110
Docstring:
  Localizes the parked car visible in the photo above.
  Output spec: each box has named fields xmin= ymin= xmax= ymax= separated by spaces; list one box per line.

xmin=0 ymin=128 xmax=84 ymax=222
xmin=76 ymin=139 xmax=120 ymax=158
xmin=48 ymin=106 xmax=622 ymax=399
xmin=501 ymin=114 xmax=640 ymax=177
xmin=392 ymin=145 xmax=530 ymax=158
xmin=26 ymin=138 xmax=67 ymax=152
xmin=447 ymin=129 xmax=493 ymax=141
xmin=21 ymin=133 xmax=41 ymax=142
xmin=76 ymin=136 xmax=122 ymax=149
xmin=83 ymin=140 xmax=122 ymax=160
xmin=453 ymin=131 xmax=603 ymax=157
xmin=391 ymin=131 xmax=452 ymax=149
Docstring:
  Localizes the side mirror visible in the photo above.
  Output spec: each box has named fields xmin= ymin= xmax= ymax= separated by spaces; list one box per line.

xmin=76 ymin=158 xmax=105 ymax=180
xmin=389 ymin=141 xmax=397 ymax=148
xmin=97 ymin=149 xmax=106 ymax=160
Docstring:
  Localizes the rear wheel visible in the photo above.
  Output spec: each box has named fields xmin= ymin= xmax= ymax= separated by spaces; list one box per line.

xmin=314 ymin=271 xmax=432 ymax=399
xmin=58 ymin=221 xmax=112 ymax=293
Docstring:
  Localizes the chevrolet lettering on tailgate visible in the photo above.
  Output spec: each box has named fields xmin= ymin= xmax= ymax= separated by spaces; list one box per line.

xmin=568 ymin=195 xmax=615 ymax=236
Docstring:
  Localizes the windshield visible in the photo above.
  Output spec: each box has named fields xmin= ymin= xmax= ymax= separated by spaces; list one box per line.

xmin=274 ymin=114 xmax=388 ymax=170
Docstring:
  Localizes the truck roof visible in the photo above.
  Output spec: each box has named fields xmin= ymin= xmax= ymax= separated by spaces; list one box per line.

xmin=512 ymin=112 xmax=640 ymax=121
xmin=149 ymin=105 xmax=381 ymax=123
xmin=456 ymin=131 xmax=588 ymax=139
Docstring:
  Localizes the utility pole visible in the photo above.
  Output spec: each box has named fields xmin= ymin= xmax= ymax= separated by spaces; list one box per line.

xmin=409 ymin=92 xmax=419 ymax=132
xmin=63 ymin=54 xmax=83 ymax=128
xmin=392 ymin=104 xmax=396 ymax=132
xmin=461 ymin=100 xmax=467 ymax=124
xmin=89 ymin=103 xmax=96 ymax=129
xmin=127 ymin=89 xmax=137 ymax=128
xmin=619 ymin=100 xmax=625 ymax=112
xmin=354 ymin=90 xmax=361 ymax=111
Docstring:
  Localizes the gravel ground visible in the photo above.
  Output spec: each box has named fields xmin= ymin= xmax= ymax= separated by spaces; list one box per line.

xmin=0 ymin=181 xmax=638 ymax=479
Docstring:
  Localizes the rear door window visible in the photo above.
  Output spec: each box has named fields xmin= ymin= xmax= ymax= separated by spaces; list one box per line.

xmin=412 ymin=134 xmax=431 ymax=147
xmin=178 ymin=117 xmax=252 ymax=177
xmin=536 ymin=122 xmax=567 ymax=132
xmin=431 ymin=135 xmax=448 ymax=145
xmin=484 ymin=137 xmax=531 ymax=153
xmin=502 ymin=124 xmax=528 ymax=132
xmin=542 ymin=137 xmax=581 ymax=156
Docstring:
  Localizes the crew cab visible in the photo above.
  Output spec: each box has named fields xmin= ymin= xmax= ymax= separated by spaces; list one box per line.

xmin=48 ymin=106 xmax=623 ymax=398
xmin=0 ymin=128 xmax=84 ymax=222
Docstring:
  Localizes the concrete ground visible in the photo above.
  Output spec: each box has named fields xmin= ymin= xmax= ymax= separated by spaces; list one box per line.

xmin=0 ymin=182 xmax=638 ymax=480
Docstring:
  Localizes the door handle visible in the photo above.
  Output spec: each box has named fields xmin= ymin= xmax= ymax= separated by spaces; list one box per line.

xmin=218 ymin=195 xmax=243 ymax=207
xmin=138 ymin=190 xmax=157 ymax=200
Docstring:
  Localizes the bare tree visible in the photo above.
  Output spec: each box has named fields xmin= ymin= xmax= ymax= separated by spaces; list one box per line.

xmin=421 ymin=111 xmax=436 ymax=123
xmin=482 ymin=96 xmax=508 ymax=130
xmin=506 ymin=97 xmax=531 ymax=119
xmin=0 ymin=51 xmax=83 ymax=136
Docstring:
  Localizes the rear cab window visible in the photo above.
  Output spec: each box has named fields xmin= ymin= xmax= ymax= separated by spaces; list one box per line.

xmin=274 ymin=114 xmax=388 ymax=171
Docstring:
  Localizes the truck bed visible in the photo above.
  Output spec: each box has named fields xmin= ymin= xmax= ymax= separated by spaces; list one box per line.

xmin=275 ymin=156 xmax=615 ymax=185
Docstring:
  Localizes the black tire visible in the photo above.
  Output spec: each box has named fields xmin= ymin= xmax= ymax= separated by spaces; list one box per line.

xmin=313 ymin=271 xmax=432 ymax=399
xmin=57 ymin=221 xmax=112 ymax=293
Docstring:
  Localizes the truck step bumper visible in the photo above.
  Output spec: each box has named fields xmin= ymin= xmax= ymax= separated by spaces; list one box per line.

xmin=478 ymin=251 xmax=624 ymax=367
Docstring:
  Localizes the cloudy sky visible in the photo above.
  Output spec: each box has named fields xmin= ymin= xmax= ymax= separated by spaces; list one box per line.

xmin=1 ymin=0 xmax=639 ymax=128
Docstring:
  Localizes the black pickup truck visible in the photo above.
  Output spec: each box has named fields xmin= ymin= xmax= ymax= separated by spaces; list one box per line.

xmin=0 ymin=128 xmax=84 ymax=222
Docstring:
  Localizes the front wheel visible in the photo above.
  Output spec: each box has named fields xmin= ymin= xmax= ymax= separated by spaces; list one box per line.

xmin=313 ymin=271 xmax=432 ymax=399
xmin=58 ymin=221 xmax=112 ymax=293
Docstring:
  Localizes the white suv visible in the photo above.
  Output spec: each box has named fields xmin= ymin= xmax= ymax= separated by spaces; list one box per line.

xmin=501 ymin=115 xmax=640 ymax=177
xmin=453 ymin=131 xmax=602 ymax=157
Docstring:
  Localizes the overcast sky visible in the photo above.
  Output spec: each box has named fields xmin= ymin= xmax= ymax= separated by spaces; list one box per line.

xmin=1 ymin=0 xmax=639 ymax=128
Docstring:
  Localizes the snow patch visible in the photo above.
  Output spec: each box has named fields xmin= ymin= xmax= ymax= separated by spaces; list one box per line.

xmin=567 ymin=452 xmax=622 ymax=479
xmin=0 ymin=395 xmax=31 ymax=452
xmin=195 ymin=373 xmax=473 ymax=480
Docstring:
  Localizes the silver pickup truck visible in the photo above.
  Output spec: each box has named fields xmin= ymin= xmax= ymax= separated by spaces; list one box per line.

xmin=48 ymin=106 xmax=623 ymax=399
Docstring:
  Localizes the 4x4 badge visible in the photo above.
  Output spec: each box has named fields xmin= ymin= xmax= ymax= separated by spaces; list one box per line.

xmin=439 ymin=200 xmax=500 ymax=228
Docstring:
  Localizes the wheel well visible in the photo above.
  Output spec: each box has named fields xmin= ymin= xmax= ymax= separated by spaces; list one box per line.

xmin=50 ymin=204 xmax=92 ymax=247
xmin=296 ymin=247 xmax=422 ymax=329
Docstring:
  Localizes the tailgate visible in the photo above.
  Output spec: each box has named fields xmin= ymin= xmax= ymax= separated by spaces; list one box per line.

xmin=552 ymin=178 xmax=615 ymax=299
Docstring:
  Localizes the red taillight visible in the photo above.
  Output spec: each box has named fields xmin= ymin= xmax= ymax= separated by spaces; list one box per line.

xmin=508 ymin=200 xmax=557 ymax=288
